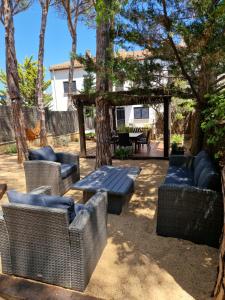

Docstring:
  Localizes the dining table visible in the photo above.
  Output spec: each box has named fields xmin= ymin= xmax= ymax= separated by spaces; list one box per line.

xmin=111 ymin=132 xmax=143 ymax=153
xmin=128 ymin=132 xmax=143 ymax=153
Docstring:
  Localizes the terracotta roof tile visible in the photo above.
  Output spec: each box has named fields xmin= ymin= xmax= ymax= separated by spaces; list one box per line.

xmin=49 ymin=50 xmax=150 ymax=71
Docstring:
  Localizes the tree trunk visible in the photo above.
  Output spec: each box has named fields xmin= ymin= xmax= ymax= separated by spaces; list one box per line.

xmin=95 ymin=96 xmax=112 ymax=167
xmin=75 ymin=100 xmax=86 ymax=157
xmin=68 ymin=33 xmax=77 ymax=110
xmin=4 ymin=0 xmax=28 ymax=163
xmin=36 ymin=2 xmax=49 ymax=147
xmin=213 ymin=167 xmax=225 ymax=300
xmin=95 ymin=0 xmax=113 ymax=168
xmin=190 ymin=104 xmax=204 ymax=155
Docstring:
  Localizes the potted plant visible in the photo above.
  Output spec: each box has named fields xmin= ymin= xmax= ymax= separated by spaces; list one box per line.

xmin=171 ymin=142 xmax=185 ymax=155
xmin=171 ymin=134 xmax=185 ymax=155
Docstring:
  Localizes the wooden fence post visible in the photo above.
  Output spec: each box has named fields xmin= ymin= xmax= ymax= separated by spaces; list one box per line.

xmin=213 ymin=166 xmax=225 ymax=300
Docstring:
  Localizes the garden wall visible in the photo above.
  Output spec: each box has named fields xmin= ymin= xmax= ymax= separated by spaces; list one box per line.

xmin=0 ymin=106 xmax=80 ymax=143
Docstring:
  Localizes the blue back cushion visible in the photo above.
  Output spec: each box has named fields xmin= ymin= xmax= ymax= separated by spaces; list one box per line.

xmin=28 ymin=146 xmax=57 ymax=162
xmin=194 ymin=158 xmax=212 ymax=185
xmin=7 ymin=190 xmax=75 ymax=223
xmin=197 ymin=167 xmax=221 ymax=192
xmin=193 ymin=150 xmax=209 ymax=169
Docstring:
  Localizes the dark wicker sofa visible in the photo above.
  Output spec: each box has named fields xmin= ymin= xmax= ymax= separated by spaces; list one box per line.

xmin=157 ymin=150 xmax=223 ymax=247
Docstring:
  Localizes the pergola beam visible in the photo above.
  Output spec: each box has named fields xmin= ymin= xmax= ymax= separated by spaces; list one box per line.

xmin=72 ymin=89 xmax=171 ymax=107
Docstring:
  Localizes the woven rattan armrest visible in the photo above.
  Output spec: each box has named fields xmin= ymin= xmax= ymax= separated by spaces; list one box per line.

xmin=24 ymin=160 xmax=62 ymax=194
xmin=68 ymin=192 xmax=107 ymax=291
xmin=0 ymin=210 xmax=12 ymax=274
xmin=29 ymin=186 xmax=52 ymax=195
xmin=56 ymin=152 xmax=79 ymax=166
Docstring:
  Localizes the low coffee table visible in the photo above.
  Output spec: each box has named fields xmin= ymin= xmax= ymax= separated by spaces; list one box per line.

xmin=71 ymin=166 xmax=141 ymax=214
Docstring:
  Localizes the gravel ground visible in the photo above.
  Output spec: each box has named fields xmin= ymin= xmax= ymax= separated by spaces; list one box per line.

xmin=0 ymin=142 xmax=219 ymax=300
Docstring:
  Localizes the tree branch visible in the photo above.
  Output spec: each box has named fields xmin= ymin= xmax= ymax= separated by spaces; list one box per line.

xmin=161 ymin=0 xmax=200 ymax=102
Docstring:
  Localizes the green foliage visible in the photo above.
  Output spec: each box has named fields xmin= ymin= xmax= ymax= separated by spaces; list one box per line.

xmin=117 ymin=125 xmax=130 ymax=133
xmin=201 ymin=93 xmax=225 ymax=164
xmin=0 ymin=70 xmax=7 ymax=104
xmin=114 ymin=146 xmax=132 ymax=159
xmin=84 ymin=106 xmax=95 ymax=118
xmin=119 ymin=1 xmax=225 ymax=97
xmin=82 ymin=71 xmax=95 ymax=94
xmin=95 ymin=0 xmax=125 ymax=23
xmin=171 ymin=134 xmax=183 ymax=145
xmin=172 ymin=97 xmax=195 ymax=119
xmin=85 ymin=132 xmax=96 ymax=139
xmin=5 ymin=144 xmax=17 ymax=155
xmin=112 ymin=55 xmax=163 ymax=89
xmin=171 ymin=95 xmax=195 ymax=133
xmin=0 ymin=56 xmax=52 ymax=107
xmin=117 ymin=125 xmax=151 ymax=134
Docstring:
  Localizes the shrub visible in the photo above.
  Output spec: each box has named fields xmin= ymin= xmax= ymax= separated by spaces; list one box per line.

xmin=85 ymin=132 xmax=95 ymax=139
xmin=53 ymin=136 xmax=69 ymax=147
xmin=114 ymin=147 xmax=132 ymax=159
xmin=201 ymin=93 xmax=225 ymax=166
xmin=5 ymin=144 xmax=17 ymax=154
xmin=117 ymin=125 xmax=130 ymax=133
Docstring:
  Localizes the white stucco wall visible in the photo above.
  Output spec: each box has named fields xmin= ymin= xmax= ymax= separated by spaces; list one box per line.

xmin=51 ymin=68 xmax=91 ymax=111
xmin=50 ymin=67 xmax=163 ymax=128
xmin=116 ymin=105 xmax=157 ymax=127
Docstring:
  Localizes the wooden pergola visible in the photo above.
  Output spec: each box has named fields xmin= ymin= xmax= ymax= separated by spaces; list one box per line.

xmin=72 ymin=89 xmax=172 ymax=159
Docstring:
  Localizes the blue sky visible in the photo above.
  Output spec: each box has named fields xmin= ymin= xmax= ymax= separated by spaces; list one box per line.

xmin=0 ymin=2 xmax=96 ymax=81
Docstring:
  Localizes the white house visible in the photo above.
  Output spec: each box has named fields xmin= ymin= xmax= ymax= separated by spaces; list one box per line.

xmin=49 ymin=50 xmax=164 ymax=128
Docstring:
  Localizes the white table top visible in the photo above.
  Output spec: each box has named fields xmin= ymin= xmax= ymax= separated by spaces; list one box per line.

xmin=129 ymin=132 xmax=143 ymax=138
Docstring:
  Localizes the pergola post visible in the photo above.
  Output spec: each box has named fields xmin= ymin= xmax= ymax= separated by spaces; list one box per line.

xmin=163 ymin=97 xmax=171 ymax=158
xmin=75 ymin=100 xmax=86 ymax=158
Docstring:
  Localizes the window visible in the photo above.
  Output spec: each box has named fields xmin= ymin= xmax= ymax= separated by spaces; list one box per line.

xmin=63 ymin=81 xmax=77 ymax=95
xmin=116 ymin=107 xmax=125 ymax=120
xmin=134 ymin=107 xmax=149 ymax=119
xmin=115 ymin=83 xmax=124 ymax=91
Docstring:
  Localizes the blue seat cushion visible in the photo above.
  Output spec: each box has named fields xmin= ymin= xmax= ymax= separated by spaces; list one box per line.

xmin=75 ymin=203 xmax=94 ymax=214
xmin=61 ymin=163 xmax=77 ymax=179
xmin=164 ymin=166 xmax=193 ymax=185
xmin=7 ymin=190 xmax=75 ymax=223
xmin=29 ymin=146 xmax=57 ymax=162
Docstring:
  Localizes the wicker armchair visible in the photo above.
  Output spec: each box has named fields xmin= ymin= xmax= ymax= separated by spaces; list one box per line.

xmin=24 ymin=147 xmax=80 ymax=195
xmin=0 ymin=187 xmax=108 ymax=292
xmin=157 ymin=151 xmax=223 ymax=247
